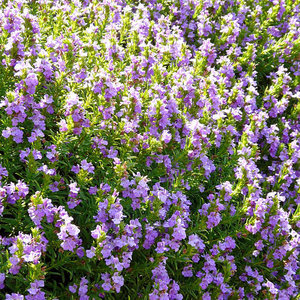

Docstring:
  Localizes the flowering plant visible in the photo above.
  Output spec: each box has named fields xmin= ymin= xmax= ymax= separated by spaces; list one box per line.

xmin=0 ymin=0 xmax=299 ymax=299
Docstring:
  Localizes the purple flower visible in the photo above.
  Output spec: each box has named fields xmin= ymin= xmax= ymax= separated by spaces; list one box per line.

xmin=59 ymin=120 xmax=68 ymax=132
xmin=101 ymin=273 xmax=112 ymax=291
xmin=112 ymin=273 xmax=124 ymax=293
xmin=188 ymin=234 xmax=205 ymax=251
xmin=5 ymin=294 xmax=24 ymax=300
xmin=86 ymin=247 xmax=96 ymax=258
xmin=88 ymin=186 xmax=98 ymax=195
xmin=25 ymin=73 xmax=38 ymax=95
xmin=69 ymin=284 xmax=77 ymax=294
xmin=161 ymin=130 xmax=172 ymax=144
xmin=206 ymin=212 xmax=221 ymax=229
xmin=91 ymin=225 xmax=104 ymax=240
xmin=78 ymin=277 xmax=89 ymax=299
xmin=68 ymin=182 xmax=81 ymax=209
xmin=109 ymin=201 xmax=124 ymax=225
xmin=76 ymin=247 xmax=85 ymax=258
xmin=2 ymin=127 xmax=23 ymax=143
xmin=0 ymin=165 xmax=8 ymax=181
xmin=182 ymin=265 xmax=193 ymax=277
xmin=219 ymin=237 xmax=236 ymax=252
xmin=0 ymin=273 xmax=5 ymax=289
xmin=71 ymin=165 xmax=80 ymax=174
xmin=81 ymin=160 xmax=95 ymax=174
xmin=27 ymin=280 xmax=44 ymax=295
xmin=69 ymin=182 xmax=80 ymax=195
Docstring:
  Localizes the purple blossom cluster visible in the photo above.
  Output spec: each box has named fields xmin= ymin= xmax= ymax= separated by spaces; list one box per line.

xmin=150 ymin=258 xmax=183 ymax=300
xmin=7 ymin=231 xmax=48 ymax=275
xmin=0 ymin=0 xmax=299 ymax=298
xmin=28 ymin=193 xmax=82 ymax=252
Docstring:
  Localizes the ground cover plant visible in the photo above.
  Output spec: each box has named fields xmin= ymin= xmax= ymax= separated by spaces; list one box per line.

xmin=0 ymin=0 xmax=299 ymax=299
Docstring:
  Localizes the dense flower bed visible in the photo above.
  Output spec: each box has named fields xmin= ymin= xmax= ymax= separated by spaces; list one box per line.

xmin=0 ymin=0 xmax=299 ymax=299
